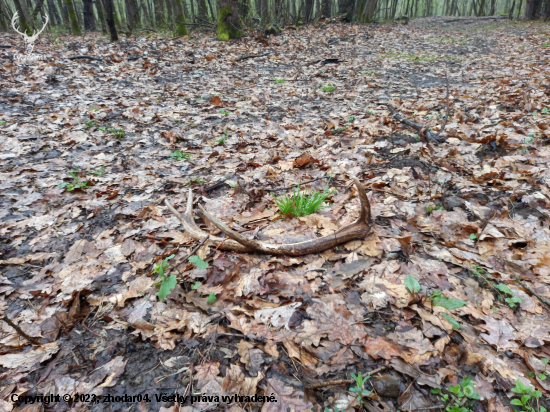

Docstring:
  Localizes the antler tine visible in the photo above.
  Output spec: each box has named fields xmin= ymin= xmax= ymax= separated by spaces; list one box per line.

xmin=11 ymin=12 xmax=26 ymax=37
xmin=34 ymin=14 xmax=49 ymax=38
xmin=165 ymin=191 xmax=252 ymax=252
xmin=196 ymin=175 xmax=372 ymax=256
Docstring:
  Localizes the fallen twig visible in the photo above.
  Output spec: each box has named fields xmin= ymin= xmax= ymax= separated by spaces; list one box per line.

xmin=236 ymin=52 xmax=271 ymax=62
xmin=309 ymin=366 xmax=387 ymax=389
xmin=0 ymin=44 xmax=13 ymax=48
xmin=1 ymin=315 xmax=42 ymax=345
xmin=387 ymin=104 xmax=445 ymax=143
xmin=176 ymin=21 xmax=215 ymax=27
xmin=81 ymin=322 xmax=102 ymax=338
xmin=69 ymin=55 xmax=103 ymax=61
xmin=515 ymin=278 xmax=550 ymax=309
xmin=441 ymin=16 xmax=506 ymax=23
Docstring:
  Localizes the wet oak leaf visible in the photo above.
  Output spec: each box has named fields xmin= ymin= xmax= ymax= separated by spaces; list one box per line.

xmin=194 ymin=362 xmax=220 ymax=390
xmin=297 ymin=298 xmax=367 ymax=347
xmin=262 ymin=379 xmax=314 ymax=412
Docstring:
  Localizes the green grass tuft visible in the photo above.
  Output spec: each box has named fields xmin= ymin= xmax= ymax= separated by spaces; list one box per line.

xmin=272 ymin=183 xmax=335 ymax=218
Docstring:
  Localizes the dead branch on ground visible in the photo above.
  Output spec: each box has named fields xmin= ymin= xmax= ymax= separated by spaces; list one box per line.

xmin=387 ymin=104 xmax=446 ymax=143
xmin=235 ymin=52 xmax=272 ymax=62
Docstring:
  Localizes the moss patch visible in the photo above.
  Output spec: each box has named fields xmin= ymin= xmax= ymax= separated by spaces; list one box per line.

xmin=217 ymin=5 xmax=243 ymax=40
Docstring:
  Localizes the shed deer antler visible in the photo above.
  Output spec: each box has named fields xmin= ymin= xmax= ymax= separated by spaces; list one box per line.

xmin=165 ymin=176 xmax=373 ymax=256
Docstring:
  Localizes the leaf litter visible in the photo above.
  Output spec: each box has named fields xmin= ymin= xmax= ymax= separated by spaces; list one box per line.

xmin=1 ymin=16 xmax=550 ymax=412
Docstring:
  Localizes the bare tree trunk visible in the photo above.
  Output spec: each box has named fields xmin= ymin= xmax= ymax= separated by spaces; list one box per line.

xmin=103 ymin=0 xmax=118 ymax=39
xmin=12 ymin=0 xmax=35 ymax=33
xmin=525 ymin=0 xmax=542 ymax=17
xmin=65 ymin=0 xmax=82 ymax=33
xmin=0 ymin=0 xmax=14 ymax=30
xmin=46 ymin=0 xmax=61 ymax=25
xmin=125 ymin=0 xmax=139 ymax=29
xmin=218 ymin=0 xmax=242 ymax=39
xmin=542 ymin=0 xmax=550 ymax=18
xmin=95 ymin=0 xmax=107 ymax=31
xmin=338 ymin=0 xmax=353 ymax=20
xmin=83 ymin=0 xmax=96 ymax=29
xmin=173 ymin=0 xmax=188 ymax=34
xmin=154 ymin=0 xmax=164 ymax=25
xmin=322 ymin=0 xmax=331 ymax=15
xmin=32 ymin=0 xmax=46 ymax=19
xmin=304 ymin=0 xmax=313 ymax=20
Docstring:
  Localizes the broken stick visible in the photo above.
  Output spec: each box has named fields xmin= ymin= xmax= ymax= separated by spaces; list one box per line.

xmin=387 ymin=104 xmax=446 ymax=143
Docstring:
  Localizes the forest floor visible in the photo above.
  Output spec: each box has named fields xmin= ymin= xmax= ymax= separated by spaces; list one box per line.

xmin=1 ymin=15 xmax=550 ymax=412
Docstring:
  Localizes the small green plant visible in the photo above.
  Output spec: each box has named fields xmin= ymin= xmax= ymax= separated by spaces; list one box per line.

xmin=524 ymin=133 xmax=537 ymax=145
xmin=413 ymin=134 xmax=420 ymax=141
xmin=0 ymin=120 xmax=6 ymax=126
xmin=349 ymin=372 xmax=371 ymax=406
xmin=108 ymin=128 xmax=124 ymax=139
xmin=274 ymin=78 xmax=286 ymax=83
xmin=83 ymin=119 xmax=96 ymax=129
xmin=469 ymin=233 xmax=477 ymax=240
xmin=207 ymin=292 xmax=217 ymax=304
xmin=90 ymin=107 xmax=100 ymax=111
xmin=542 ymin=107 xmax=549 ymax=114
xmin=215 ymin=136 xmax=227 ymax=145
xmin=432 ymin=377 xmax=479 ymax=412
xmin=321 ymin=84 xmax=336 ymax=92
xmin=272 ymin=183 xmax=335 ymax=218
xmin=187 ymin=177 xmax=206 ymax=185
xmin=510 ymin=380 xmax=545 ymax=412
xmin=153 ymin=254 xmax=177 ymax=302
xmin=495 ymin=283 xmax=524 ymax=308
xmin=98 ymin=126 xmax=107 ymax=131
xmin=348 ymin=115 xmax=355 ymax=123
xmin=366 ymin=110 xmax=375 ymax=115
xmin=58 ymin=172 xmax=89 ymax=191
xmin=428 ymin=291 xmax=468 ymax=309
xmin=171 ymin=150 xmax=191 ymax=161
xmin=88 ymin=166 xmax=106 ymax=176
xmin=219 ymin=108 xmax=230 ymax=116
xmin=331 ymin=126 xmax=348 ymax=134
xmin=191 ymin=281 xmax=202 ymax=290
xmin=405 ymin=275 xmax=421 ymax=294
xmin=188 ymin=255 xmax=209 ymax=269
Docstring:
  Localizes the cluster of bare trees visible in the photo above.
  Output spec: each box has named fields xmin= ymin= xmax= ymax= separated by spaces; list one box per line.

xmin=0 ymin=0 xmax=548 ymax=42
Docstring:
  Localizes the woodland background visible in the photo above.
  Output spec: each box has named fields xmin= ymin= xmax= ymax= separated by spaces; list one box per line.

xmin=1 ymin=0 xmax=550 ymax=42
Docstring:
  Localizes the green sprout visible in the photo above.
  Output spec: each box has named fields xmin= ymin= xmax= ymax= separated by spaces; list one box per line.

xmin=510 ymin=380 xmax=545 ymax=412
xmin=153 ymin=254 xmax=177 ymax=302
xmin=272 ymin=183 xmax=335 ymax=218
xmin=83 ymin=119 xmax=96 ymax=129
xmin=171 ymin=150 xmax=191 ymax=161
xmin=187 ymin=177 xmax=206 ymax=185
xmin=274 ymin=78 xmax=286 ymax=83
xmin=58 ymin=172 xmax=89 ymax=191
xmin=88 ymin=166 xmax=106 ymax=176
xmin=349 ymin=372 xmax=371 ymax=406
xmin=321 ymin=84 xmax=336 ymax=92
xmin=108 ymin=128 xmax=124 ymax=139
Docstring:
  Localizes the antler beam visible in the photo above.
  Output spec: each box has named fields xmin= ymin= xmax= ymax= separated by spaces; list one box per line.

xmin=165 ymin=176 xmax=372 ymax=256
